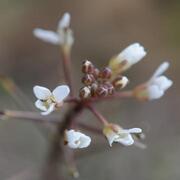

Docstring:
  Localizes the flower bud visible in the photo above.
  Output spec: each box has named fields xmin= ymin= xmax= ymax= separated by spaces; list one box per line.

xmin=99 ymin=67 xmax=112 ymax=79
xmin=82 ymin=74 xmax=95 ymax=85
xmin=104 ymin=82 xmax=114 ymax=95
xmin=82 ymin=60 xmax=94 ymax=74
xmin=112 ymin=76 xmax=129 ymax=89
xmin=79 ymin=86 xmax=91 ymax=99
xmin=108 ymin=43 xmax=146 ymax=74
xmin=93 ymin=68 xmax=100 ymax=79
xmin=91 ymin=83 xmax=98 ymax=97
xmin=96 ymin=85 xmax=109 ymax=97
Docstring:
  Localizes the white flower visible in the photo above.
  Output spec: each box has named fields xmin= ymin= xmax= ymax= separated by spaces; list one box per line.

xmin=109 ymin=43 xmax=146 ymax=74
xmin=64 ymin=129 xmax=91 ymax=149
xmin=134 ymin=62 xmax=173 ymax=100
xmin=33 ymin=12 xmax=74 ymax=48
xmin=103 ymin=123 xmax=142 ymax=146
xmin=33 ymin=85 xmax=70 ymax=115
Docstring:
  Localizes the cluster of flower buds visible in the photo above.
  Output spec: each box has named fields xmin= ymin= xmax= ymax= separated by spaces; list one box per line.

xmin=79 ymin=60 xmax=129 ymax=99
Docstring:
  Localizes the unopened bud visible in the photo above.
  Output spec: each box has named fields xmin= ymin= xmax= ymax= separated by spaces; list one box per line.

xmin=82 ymin=74 xmax=95 ymax=85
xmin=99 ymin=67 xmax=112 ymax=79
xmin=82 ymin=60 xmax=94 ymax=74
xmin=104 ymin=82 xmax=114 ymax=95
xmin=96 ymin=85 xmax=109 ymax=97
xmin=79 ymin=87 xmax=91 ymax=99
xmin=93 ymin=68 xmax=100 ymax=79
xmin=113 ymin=76 xmax=129 ymax=89
xmin=91 ymin=83 xmax=98 ymax=97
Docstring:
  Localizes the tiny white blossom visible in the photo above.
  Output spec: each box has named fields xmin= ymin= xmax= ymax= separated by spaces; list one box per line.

xmin=109 ymin=43 xmax=146 ymax=74
xmin=33 ymin=12 xmax=74 ymax=48
xmin=64 ymin=129 xmax=91 ymax=149
xmin=147 ymin=62 xmax=173 ymax=99
xmin=103 ymin=123 xmax=142 ymax=146
xmin=33 ymin=85 xmax=70 ymax=115
xmin=134 ymin=62 xmax=173 ymax=100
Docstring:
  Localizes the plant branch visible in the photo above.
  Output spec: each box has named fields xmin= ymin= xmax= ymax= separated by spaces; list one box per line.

xmin=42 ymin=103 xmax=84 ymax=180
xmin=87 ymin=105 xmax=109 ymax=125
xmin=61 ymin=49 xmax=74 ymax=97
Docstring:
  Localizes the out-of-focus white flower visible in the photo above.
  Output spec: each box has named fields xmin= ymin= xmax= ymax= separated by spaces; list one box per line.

xmin=103 ymin=123 xmax=142 ymax=146
xmin=33 ymin=12 xmax=74 ymax=49
xmin=134 ymin=62 xmax=173 ymax=100
xmin=64 ymin=129 xmax=91 ymax=149
xmin=108 ymin=43 xmax=146 ymax=74
xmin=33 ymin=85 xmax=70 ymax=115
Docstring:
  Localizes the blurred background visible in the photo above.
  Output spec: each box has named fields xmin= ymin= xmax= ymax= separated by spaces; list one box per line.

xmin=0 ymin=0 xmax=179 ymax=179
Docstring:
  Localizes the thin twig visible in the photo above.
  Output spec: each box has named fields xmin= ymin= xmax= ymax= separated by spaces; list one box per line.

xmin=90 ymin=91 xmax=133 ymax=102
xmin=61 ymin=49 xmax=74 ymax=97
xmin=87 ymin=105 xmax=109 ymax=125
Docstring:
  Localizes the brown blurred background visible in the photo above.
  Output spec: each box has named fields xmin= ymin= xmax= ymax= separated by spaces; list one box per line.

xmin=0 ymin=0 xmax=179 ymax=179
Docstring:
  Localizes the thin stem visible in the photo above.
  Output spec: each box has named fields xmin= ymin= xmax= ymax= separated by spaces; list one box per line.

xmin=90 ymin=90 xmax=133 ymax=102
xmin=42 ymin=103 xmax=84 ymax=180
xmin=61 ymin=48 xmax=74 ymax=97
xmin=0 ymin=110 xmax=59 ymax=123
xmin=87 ymin=105 xmax=109 ymax=125
xmin=78 ymin=123 xmax=102 ymax=135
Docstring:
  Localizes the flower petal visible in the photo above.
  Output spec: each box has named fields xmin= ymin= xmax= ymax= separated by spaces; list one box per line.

xmin=52 ymin=85 xmax=70 ymax=103
xmin=127 ymin=128 xmax=142 ymax=134
xmin=33 ymin=28 xmax=60 ymax=45
xmin=65 ymin=130 xmax=91 ymax=149
xmin=35 ymin=100 xmax=47 ymax=111
xmin=58 ymin=12 xmax=71 ymax=29
xmin=119 ymin=43 xmax=146 ymax=65
xmin=153 ymin=76 xmax=173 ymax=91
xmin=118 ymin=134 xmax=134 ymax=146
xmin=78 ymin=134 xmax=91 ymax=148
xmin=41 ymin=103 xmax=55 ymax=116
xmin=33 ymin=86 xmax=51 ymax=100
xmin=65 ymin=130 xmax=82 ymax=149
xmin=147 ymin=85 xmax=164 ymax=100
xmin=150 ymin=61 xmax=169 ymax=81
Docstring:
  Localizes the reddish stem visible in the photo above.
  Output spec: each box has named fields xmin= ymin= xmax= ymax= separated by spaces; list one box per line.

xmin=61 ymin=49 xmax=74 ymax=97
xmin=90 ymin=91 xmax=133 ymax=102
xmin=87 ymin=105 xmax=109 ymax=125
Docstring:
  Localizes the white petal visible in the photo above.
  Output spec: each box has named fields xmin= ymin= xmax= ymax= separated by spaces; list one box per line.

xmin=58 ymin=12 xmax=71 ymax=29
xmin=153 ymin=76 xmax=173 ymax=91
xmin=119 ymin=43 xmax=146 ymax=64
xmin=33 ymin=28 xmax=60 ymax=45
xmin=78 ymin=134 xmax=91 ymax=148
xmin=147 ymin=85 xmax=164 ymax=100
xmin=65 ymin=130 xmax=91 ymax=149
xmin=127 ymin=128 xmax=142 ymax=134
xmin=150 ymin=62 xmax=169 ymax=81
xmin=33 ymin=86 xmax=51 ymax=100
xmin=52 ymin=85 xmax=70 ymax=103
xmin=65 ymin=130 xmax=82 ymax=149
xmin=118 ymin=134 xmax=134 ymax=146
xmin=107 ymin=133 xmax=119 ymax=147
xmin=35 ymin=100 xmax=47 ymax=111
xmin=41 ymin=103 xmax=55 ymax=116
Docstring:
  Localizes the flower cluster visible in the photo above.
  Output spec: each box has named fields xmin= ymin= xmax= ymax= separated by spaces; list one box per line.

xmin=79 ymin=60 xmax=128 ymax=99
xmin=18 ymin=11 xmax=174 ymax=178
xmin=32 ymin=12 xmax=173 ymax=152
